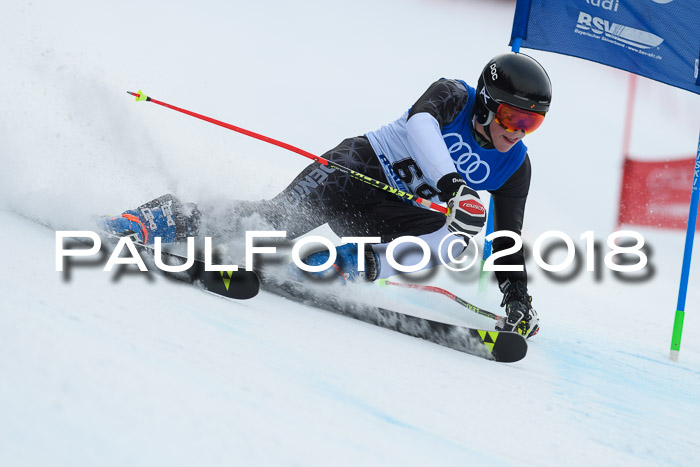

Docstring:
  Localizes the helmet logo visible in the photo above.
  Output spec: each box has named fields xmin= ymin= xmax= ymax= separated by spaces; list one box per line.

xmin=490 ymin=63 xmax=498 ymax=81
xmin=480 ymin=86 xmax=492 ymax=105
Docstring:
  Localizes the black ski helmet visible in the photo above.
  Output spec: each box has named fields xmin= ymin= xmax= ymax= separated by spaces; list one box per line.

xmin=474 ymin=53 xmax=552 ymax=127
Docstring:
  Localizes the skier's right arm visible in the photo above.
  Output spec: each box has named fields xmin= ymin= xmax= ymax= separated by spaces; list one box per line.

xmin=407 ymin=78 xmax=469 ymax=126
xmin=405 ymin=79 xmax=485 ymax=236
xmin=404 ymin=79 xmax=471 ymax=195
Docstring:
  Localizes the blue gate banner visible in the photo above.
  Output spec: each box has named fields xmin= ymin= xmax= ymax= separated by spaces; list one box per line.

xmin=511 ymin=0 xmax=700 ymax=95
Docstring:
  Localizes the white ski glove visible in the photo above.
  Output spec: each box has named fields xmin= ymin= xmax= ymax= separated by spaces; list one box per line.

xmin=446 ymin=185 xmax=486 ymax=238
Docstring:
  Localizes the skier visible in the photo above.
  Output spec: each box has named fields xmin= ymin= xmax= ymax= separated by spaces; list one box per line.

xmin=102 ymin=52 xmax=551 ymax=338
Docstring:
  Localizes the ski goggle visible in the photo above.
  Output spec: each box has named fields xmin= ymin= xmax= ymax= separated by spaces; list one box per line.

xmin=494 ymin=103 xmax=546 ymax=134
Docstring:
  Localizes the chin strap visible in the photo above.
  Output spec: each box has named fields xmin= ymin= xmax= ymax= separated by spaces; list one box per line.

xmin=471 ymin=115 xmax=495 ymax=149
xmin=482 ymin=120 xmax=494 ymax=143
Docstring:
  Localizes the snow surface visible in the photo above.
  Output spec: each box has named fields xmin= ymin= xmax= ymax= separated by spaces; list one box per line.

xmin=2 ymin=0 xmax=700 ymax=465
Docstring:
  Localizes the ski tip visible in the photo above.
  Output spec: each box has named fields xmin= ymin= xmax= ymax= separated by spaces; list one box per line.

xmin=377 ymin=278 xmax=388 ymax=288
xmin=491 ymin=332 xmax=528 ymax=363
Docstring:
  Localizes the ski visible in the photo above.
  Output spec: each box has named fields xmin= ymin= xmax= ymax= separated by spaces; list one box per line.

xmin=97 ymin=235 xmax=525 ymax=362
xmin=258 ymin=274 xmax=527 ymax=363
xmin=88 ymin=231 xmax=526 ymax=361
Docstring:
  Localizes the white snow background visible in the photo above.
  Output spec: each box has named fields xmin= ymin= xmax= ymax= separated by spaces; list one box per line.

xmin=1 ymin=0 xmax=700 ymax=465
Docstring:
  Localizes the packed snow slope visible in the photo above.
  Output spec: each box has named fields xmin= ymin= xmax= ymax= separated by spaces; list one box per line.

xmin=2 ymin=0 xmax=700 ymax=466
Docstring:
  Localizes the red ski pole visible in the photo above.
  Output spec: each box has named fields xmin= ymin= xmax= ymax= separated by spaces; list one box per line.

xmin=379 ymin=279 xmax=505 ymax=322
xmin=127 ymin=90 xmax=449 ymax=216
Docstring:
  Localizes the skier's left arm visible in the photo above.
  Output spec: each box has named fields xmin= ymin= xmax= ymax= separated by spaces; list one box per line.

xmin=489 ymin=155 xmax=531 ymax=288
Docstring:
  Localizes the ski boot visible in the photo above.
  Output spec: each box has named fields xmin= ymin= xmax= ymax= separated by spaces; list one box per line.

xmin=496 ymin=279 xmax=540 ymax=338
xmin=299 ymin=243 xmax=381 ymax=285
xmin=99 ymin=194 xmax=200 ymax=245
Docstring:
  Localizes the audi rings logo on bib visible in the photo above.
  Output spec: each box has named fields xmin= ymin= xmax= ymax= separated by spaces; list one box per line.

xmin=443 ymin=133 xmax=491 ymax=185
xmin=458 ymin=200 xmax=485 ymax=215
